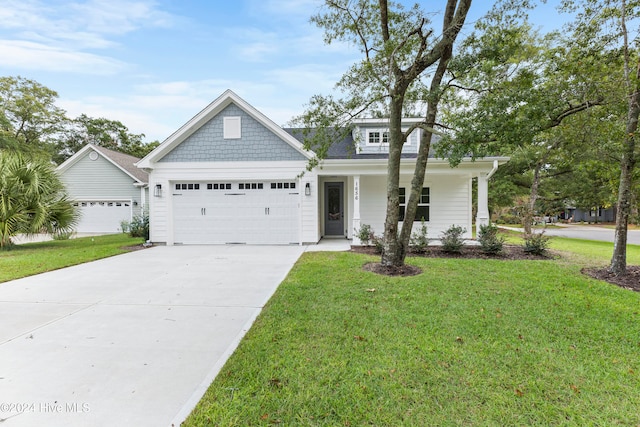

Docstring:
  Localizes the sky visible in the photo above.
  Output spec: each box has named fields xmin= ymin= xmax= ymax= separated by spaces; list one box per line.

xmin=0 ymin=0 xmax=567 ymax=143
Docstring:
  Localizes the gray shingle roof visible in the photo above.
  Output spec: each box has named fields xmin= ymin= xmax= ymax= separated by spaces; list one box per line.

xmin=284 ymin=128 xmax=438 ymax=159
xmin=91 ymin=145 xmax=148 ymax=183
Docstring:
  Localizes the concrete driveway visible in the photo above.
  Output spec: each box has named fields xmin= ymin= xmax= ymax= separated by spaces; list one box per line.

xmin=0 ymin=245 xmax=304 ymax=427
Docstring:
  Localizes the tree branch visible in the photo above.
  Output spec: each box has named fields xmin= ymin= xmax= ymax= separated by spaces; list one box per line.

xmin=546 ymin=98 xmax=605 ymax=129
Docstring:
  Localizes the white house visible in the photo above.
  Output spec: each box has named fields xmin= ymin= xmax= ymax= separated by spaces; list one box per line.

xmin=57 ymin=144 xmax=149 ymax=233
xmin=137 ymin=90 xmax=506 ymax=245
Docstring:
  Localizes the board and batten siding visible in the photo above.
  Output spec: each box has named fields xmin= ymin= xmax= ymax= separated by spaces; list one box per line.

xmin=300 ymin=172 xmax=320 ymax=243
xmin=60 ymin=151 xmax=144 ymax=215
xmin=358 ymin=174 xmax=472 ymax=239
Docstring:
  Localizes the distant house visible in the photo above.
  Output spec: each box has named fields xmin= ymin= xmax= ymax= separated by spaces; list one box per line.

xmin=137 ymin=90 xmax=507 ymax=245
xmin=56 ymin=144 xmax=148 ymax=233
xmin=562 ymin=207 xmax=616 ymax=223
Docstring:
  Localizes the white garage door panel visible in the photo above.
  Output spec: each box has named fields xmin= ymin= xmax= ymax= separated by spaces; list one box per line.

xmin=75 ymin=201 xmax=131 ymax=233
xmin=172 ymin=182 xmax=299 ymax=245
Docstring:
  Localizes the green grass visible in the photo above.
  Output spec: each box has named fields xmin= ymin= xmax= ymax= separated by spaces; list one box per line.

xmin=0 ymin=234 xmax=144 ymax=283
xmin=185 ymin=245 xmax=640 ymax=426
xmin=499 ymin=228 xmax=640 ymax=266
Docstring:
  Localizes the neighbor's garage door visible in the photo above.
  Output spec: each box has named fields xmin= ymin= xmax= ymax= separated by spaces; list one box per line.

xmin=74 ymin=201 xmax=132 ymax=233
xmin=172 ymin=181 xmax=299 ymax=244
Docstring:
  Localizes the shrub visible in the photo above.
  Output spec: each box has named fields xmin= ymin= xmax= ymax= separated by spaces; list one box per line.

xmin=441 ymin=224 xmax=466 ymax=253
xmin=355 ymin=223 xmax=375 ymax=246
xmin=52 ymin=231 xmax=74 ymax=241
xmin=494 ymin=213 xmax=520 ymax=225
xmin=127 ymin=212 xmax=149 ymax=240
xmin=372 ymin=235 xmax=384 ymax=254
xmin=477 ymin=223 xmax=505 ymax=254
xmin=409 ymin=221 xmax=429 ymax=253
xmin=523 ymin=231 xmax=551 ymax=255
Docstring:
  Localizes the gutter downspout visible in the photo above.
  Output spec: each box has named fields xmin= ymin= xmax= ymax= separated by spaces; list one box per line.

xmin=486 ymin=159 xmax=499 ymax=180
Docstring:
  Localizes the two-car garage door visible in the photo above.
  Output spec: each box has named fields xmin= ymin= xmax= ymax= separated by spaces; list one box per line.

xmin=172 ymin=181 xmax=299 ymax=244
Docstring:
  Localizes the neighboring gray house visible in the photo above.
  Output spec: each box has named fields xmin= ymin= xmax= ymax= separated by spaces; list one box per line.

xmin=57 ymin=144 xmax=149 ymax=233
xmin=563 ymin=207 xmax=616 ymax=223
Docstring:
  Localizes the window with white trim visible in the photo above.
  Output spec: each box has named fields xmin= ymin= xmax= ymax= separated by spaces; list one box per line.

xmin=367 ymin=130 xmax=389 ymax=145
xmin=399 ymin=187 xmax=430 ymax=221
xmin=175 ymin=183 xmax=201 ymax=190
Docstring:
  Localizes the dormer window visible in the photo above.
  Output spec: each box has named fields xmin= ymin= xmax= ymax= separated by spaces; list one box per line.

xmin=367 ymin=130 xmax=389 ymax=145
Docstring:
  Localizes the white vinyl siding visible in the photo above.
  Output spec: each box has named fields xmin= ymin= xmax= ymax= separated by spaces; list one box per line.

xmin=357 ymin=175 xmax=471 ymax=239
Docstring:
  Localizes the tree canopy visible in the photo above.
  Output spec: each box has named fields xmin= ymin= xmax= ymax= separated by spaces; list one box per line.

xmin=0 ymin=75 xmax=158 ymax=163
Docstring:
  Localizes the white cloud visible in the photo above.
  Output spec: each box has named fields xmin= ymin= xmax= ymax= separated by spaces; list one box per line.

xmin=57 ymin=76 xmax=319 ymax=142
xmin=0 ymin=40 xmax=126 ymax=74
xmin=0 ymin=0 xmax=180 ymax=72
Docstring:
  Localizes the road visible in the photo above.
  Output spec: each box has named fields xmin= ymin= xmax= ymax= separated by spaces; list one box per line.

xmin=499 ymin=224 xmax=640 ymax=245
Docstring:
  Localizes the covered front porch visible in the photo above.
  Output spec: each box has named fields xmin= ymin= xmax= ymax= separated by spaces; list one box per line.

xmin=315 ymin=158 xmax=502 ymax=245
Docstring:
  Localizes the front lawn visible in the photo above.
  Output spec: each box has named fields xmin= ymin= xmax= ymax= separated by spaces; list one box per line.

xmin=185 ymin=245 xmax=640 ymax=426
xmin=0 ymin=234 xmax=144 ymax=283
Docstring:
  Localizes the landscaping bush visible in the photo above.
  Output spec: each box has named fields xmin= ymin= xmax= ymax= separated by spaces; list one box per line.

xmin=371 ymin=235 xmax=384 ymax=254
xmin=494 ymin=213 xmax=520 ymax=225
xmin=52 ymin=231 xmax=74 ymax=241
xmin=477 ymin=223 xmax=505 ymax=254
xmin=523 ymin=231 xmax=551 ymax=255
xmin=126 ymin=212 xmax=149 ymax=240
xmin=355 ymin=223 xmax=375 ymax=246
xmin=409 ymin=220 xmax=429 ymax=253
xmin=441 ymin=224 xmax=466 ymax=253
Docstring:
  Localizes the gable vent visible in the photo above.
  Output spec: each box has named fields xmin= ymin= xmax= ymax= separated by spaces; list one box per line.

xmin=223 ymin=116 xmax=241 ymax=139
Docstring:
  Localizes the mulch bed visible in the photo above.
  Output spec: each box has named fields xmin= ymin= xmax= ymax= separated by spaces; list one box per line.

xmin=355 ymin=245 xmax=552 ymax=277
xmin=351 ymin=244 xmax=553 ymax=261
xmin=353 ymin=245 xmax=640 ymax=292
xmin=362 ymin=262 xmax=422 ymax=276
xmin=582 ymin=266 xmax=640 ymax=292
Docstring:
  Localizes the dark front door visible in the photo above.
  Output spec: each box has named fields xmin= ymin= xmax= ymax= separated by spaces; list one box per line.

xmin=324 ymin=182 xmax=344 ymax=236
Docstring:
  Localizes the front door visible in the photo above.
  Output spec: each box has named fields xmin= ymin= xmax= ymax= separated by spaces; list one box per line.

xmin=324 ymin=182 xmax=344 ymax=236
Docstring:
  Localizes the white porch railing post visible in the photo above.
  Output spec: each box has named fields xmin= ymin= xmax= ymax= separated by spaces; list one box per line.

xmin=476 ymin=173 xmax=490 ymax=230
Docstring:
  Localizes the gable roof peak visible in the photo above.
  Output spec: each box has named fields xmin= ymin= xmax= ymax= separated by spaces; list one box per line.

xmin=137 ymin=89 xmax=313 ymax=168
xmin=56 ymin=143 xmax=148 ymax=184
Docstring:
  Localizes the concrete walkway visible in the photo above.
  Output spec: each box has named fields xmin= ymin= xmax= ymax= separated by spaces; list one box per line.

xmin=0 ymin=245 xmax=306 ymax=427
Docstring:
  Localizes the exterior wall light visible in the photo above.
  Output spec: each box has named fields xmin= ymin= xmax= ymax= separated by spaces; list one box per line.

xmin=305 ymin=182 xmax=311 ymax=196
xmin=154 ymin=184 xmax=162 ymax=197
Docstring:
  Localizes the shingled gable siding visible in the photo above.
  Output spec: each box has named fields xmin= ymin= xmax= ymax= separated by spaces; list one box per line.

xmin=357 ymin=126 xmax=419 ymax=155
xmin=159 ymin=104 xmax=306 ymax=162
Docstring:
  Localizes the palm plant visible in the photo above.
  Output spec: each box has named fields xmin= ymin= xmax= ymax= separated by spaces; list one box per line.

xmin=0 ymin=151 xmax=77 ymax=248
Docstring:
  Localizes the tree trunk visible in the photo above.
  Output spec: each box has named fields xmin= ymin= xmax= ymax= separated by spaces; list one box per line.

xmin=610 ymin=56 xmax=640 ymax=275
xmin=523 ymin=162 xmax=542 ymax=235
xmin=380 ymin=95 xmax=407 ymax=267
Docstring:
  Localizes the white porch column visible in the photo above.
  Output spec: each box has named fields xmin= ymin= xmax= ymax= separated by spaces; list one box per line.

xmin=476 ymin=173 xmax=490 ymax=229
xmin=352 ymin=175 xmax=361 ymax=245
